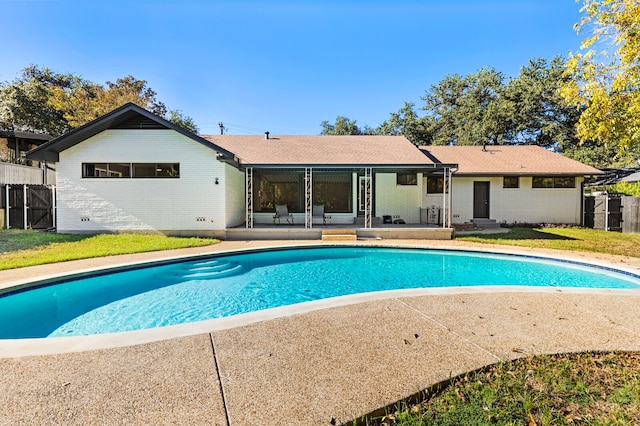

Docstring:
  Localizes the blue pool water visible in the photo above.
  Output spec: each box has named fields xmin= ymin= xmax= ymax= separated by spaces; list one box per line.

xmin=1 ymin=247 xmax=639 ymax=339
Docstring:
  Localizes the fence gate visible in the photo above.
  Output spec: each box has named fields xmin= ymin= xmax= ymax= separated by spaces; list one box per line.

xmin=607 ymin=196 xmax=623 ymax=232
xmin=5 ymin=184 xmax=55 ymax=229
xmin=584 ymin=194 xmax=624 ymax=232
xmin=584 ymin=196 xmax=595 ymax=228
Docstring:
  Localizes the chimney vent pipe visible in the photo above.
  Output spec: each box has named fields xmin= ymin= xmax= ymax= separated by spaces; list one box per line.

xmin=265 ymin=131 xmax=270 ymax=140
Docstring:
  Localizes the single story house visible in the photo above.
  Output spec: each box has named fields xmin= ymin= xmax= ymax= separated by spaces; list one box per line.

xmin=26 ymin=103 xmax=602 ymax=238
xmin=421 ymin=145 xmax=602 ymax=226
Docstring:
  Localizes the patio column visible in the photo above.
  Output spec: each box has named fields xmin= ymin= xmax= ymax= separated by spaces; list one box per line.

xmin=438 ymin=167 xmax=453 ymax=228
xmin=304 ymin=167 xmax=313 ymax=229
xmin=364 ymin=167 xmax=372 ymax=229
xmin=447 ymin=167 xmax=453 ymax=228
xmin=245 ymin=167 xmax=253 ymax=229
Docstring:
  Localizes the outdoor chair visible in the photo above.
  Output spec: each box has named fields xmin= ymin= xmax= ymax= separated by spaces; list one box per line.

xmin=312 ymin=204 xmax=327 ymax=225
xmin=274 ymin=204 xmax=294 ymax=224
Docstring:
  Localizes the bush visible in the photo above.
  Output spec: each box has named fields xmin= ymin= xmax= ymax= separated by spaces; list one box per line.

xmin=609 ymin=181 xmax=640 ymax=197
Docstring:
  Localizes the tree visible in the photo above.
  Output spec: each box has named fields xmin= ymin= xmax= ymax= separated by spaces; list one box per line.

xmin=320 ymin=116 xmax=375 ymax=135
xmin=0 ymin=65 xmax=198 ymax=136
xmin=505 ymin=56 xmax=582 ymax=149
xmin=0 ymin=66 xmax=77 ymax=135
xmin=377 ymin=102 xmax=432 ymax=145
xmin=48 ymin=75 xmax=168 ymax=128
xmin=421 ymin=68 xmax=512 ymax=145
xmin=561 ymin=0 xmax=640 ymax=155
xmin=167 ymin=110 xmax=199 ymax=134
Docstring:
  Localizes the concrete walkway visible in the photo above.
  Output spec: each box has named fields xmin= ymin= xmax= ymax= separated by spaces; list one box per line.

xmin=1 ymin=240 xmax=640 ymax=425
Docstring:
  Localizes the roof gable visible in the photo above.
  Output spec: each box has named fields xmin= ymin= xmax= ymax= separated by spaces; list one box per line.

xmin=26 ymin=103 xmax=235 ymax=162
xmin=421 ymin=145 xmax=603 ymax=176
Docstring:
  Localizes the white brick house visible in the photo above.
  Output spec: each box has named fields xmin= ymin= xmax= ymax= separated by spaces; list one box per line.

xmin=27 ymin=104 xmax=602 ymax=238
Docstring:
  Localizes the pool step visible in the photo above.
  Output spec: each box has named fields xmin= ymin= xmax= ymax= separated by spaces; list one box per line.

xmin=183 ymin=261 xmax=243 ymax=278
xmin=189 ymin=263 xmax=236 ymax=272
xmin=321 ymin=229 xmax=357 ymax=241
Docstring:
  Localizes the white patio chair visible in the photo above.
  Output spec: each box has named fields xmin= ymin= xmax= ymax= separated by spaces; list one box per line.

xmin=273 ymin=204 xmax=294 ymax=224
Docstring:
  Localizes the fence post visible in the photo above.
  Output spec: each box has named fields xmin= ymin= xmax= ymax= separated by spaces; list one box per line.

xmin=4 ymin=185 xmax=9 ymax=229
xmin=605 ymin=195 xmax=609 ymax=232
xmin=23 ymin=184 xmax=27 ymax=230
xmin=52 ymin=185 xmax=56 ymax=230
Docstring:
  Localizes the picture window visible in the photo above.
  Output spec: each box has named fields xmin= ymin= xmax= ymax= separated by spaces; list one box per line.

xmin=82 ymin=163 xmax=179 ymax=178
xmin=532 ymin=176 xmax=575 ymax=188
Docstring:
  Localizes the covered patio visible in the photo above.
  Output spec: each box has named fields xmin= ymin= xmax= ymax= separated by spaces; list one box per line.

xmin=207 ymin=134 xmax=456 ymax=239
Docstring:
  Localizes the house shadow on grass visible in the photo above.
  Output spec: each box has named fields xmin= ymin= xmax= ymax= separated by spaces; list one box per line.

xmin=458 ymin=227 xmax=579 ymax=241
xmin=0 ymin=229 xmax=93 ymax=253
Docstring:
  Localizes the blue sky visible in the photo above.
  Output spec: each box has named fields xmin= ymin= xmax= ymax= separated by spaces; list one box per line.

xmin=1 ymin=0 xmax=583 ymax=136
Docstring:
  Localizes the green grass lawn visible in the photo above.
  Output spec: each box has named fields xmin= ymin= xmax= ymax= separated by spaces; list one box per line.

xmin=0 ymin=229 xmax=218 ymax=270
xmin=362 ymin=352 xmax=640 ymax=426
xmin=457 ymin=226 xmax=640 ymax=258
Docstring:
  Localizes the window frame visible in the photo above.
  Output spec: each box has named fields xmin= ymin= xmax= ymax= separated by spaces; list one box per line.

xmin=396 ymin=172 xmax=417 ymax=186
xmin=532 ymin=176 xmax=576 ymax=189
xmin=426 ymin=176 xmax=445 ymax=194
xmin=503 ymin=176 xmax=519 ymax=189
xmin=82 ymin=163 xmax=180 ymax=179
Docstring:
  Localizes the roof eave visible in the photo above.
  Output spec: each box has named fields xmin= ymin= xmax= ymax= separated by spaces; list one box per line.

xmin=235 ymin=163 xmax=454 ymax=169
xmin=453 ymin=171 xmax=605 ymax=176
xmin=25 ymin=103 xmax=236 ymax=162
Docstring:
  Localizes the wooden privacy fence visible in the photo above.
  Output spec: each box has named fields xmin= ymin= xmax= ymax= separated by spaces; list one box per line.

xmin=622 ymin=196 xmax=640 ymax=234
xmin=584 ymin=195 xmax=640 ymax=234
xmin=2 ymin=184 xmax=55 ymax=229
xmin=0 ymin=162 xmax=55 ymax=185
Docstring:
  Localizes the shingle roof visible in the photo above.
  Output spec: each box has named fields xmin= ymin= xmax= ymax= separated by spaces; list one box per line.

xmin=421 ymin=145 xmax=603 ymax=176
xmin=203 ymin=135 xmax=439 ymax=167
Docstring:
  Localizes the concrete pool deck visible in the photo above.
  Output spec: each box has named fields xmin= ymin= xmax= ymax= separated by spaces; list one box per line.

xmin=1 ymin=240 xmax=640 ymax=425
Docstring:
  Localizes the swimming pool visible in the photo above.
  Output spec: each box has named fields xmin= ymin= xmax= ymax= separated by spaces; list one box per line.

xmin=1 ymin=246 xmax=639 ymax=339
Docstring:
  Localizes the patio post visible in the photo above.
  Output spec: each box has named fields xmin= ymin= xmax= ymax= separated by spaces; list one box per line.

xmin=305 ymin=167 xmax=313 ymax=228
xmin=364 ymin=167 xmax=372 ymax=229
xmin=447 ymin=167 xmax=453 ymax=228
xmin=245 ymin=167 xmax=253 ymax=229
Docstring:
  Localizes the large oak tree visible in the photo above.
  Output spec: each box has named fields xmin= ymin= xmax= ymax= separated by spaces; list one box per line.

xmin=0 ymin=66 xmax=198 ymax=136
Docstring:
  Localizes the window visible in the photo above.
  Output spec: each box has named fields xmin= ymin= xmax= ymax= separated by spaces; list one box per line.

xmin=553 ymin=177 xmax=576 ymax=188
xmin=426 ymin=176 xmax=444 ymax=194
xmin=313 ymin=173 xmax=352 ymax=212
xmin=532 ymin=176 xmax=575 ymax=188
xmin=253 ymin=171 xmax=352 ymax=213
xmin=254 ymin=172 xmax=302 ymax=212
xmin=397 ymin=172 xmax=417 ymax=185
xmin=82 ymin=163 xmax=179 ymax=178
xmin=83 ymin=163 xmax=131 ymax=178
xmin=503 ymin=176 xmax=519 ymax=188
xmin=132 ymin=163 xmax=179 ymax=178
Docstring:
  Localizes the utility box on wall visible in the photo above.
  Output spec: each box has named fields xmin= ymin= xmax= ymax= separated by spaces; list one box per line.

xmin=421 ymin=206 xmax=440 ymax=225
